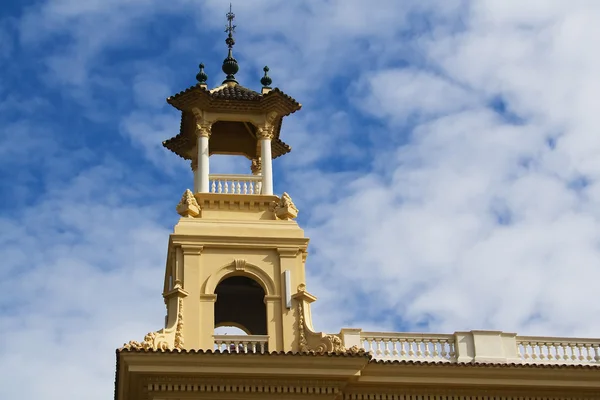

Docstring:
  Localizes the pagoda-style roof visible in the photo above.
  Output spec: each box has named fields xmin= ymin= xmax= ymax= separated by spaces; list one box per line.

xmin=163 ymin=83 xmax=301 ymax=161
xmin=167 ymin=83 xmax=301 ymax=115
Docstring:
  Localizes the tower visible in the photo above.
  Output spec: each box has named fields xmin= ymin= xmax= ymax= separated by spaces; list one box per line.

xmin=120 ymin=6 xmax=343 ymax=357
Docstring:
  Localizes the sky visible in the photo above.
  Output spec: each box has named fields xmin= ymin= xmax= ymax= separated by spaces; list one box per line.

xmin=1 ymin=0 xmax=600 ymax=398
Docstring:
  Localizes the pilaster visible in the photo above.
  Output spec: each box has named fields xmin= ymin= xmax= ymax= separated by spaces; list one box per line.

xmin=199 ymin=293 xmax=217 ymax=349
xmin=264 ymin=295 xmax=282 ymax=351
xmin=454 ymin=330 xmax=521 ymax=363
xmin=277 ymin=247 xmax=302 ymax=351
xmin=180 ymin=244 xmax=204 ymax=349
xmin=339 ymin=328 xmax=363 ymax=349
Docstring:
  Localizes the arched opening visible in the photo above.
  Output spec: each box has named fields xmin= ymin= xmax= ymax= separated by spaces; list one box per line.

xmin=214 ymin=276 xmax=267 ymax=335
xmin=214 ymin=325 xmax=249 ymax=335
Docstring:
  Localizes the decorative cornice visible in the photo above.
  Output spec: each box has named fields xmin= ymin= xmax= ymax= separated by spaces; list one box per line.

xmin=162 ymin=287 xmax=188 ymax=300
xmin=277 ymin=247 xmax=300 ymax=258
xmin=292 ymin=283 xmax=317 ymax=303
xmin=180 ymin=244 xmax=204 ymax=255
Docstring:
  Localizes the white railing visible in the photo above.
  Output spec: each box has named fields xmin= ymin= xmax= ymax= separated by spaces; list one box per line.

xmin=517 ymin=336 xmax=600 ymax=364
xmin=361 ymin=332 xmax=456 ymax=362
xmin=357 ymin=331 xmax=600 ymax=365
xmin=209 ymin=174 xmax=262 ymax=195
xmin=213 ymin=335 xmax=269 ymax=354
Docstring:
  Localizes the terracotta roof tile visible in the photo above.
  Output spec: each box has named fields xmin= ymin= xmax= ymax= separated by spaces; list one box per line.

xmin=117 ymin=348 xmax=371 ymax=358
xmin=166 ymin=84 xmax=301 ymax=115
xmin=210 ymin=85 xmax=261 ymax=101
xmin=116 ymin=347 xmax=600 ymax=369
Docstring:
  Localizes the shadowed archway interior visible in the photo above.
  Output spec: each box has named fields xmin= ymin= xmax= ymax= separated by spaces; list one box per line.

xmin=214 ymin=276 xmax=267 ymax=335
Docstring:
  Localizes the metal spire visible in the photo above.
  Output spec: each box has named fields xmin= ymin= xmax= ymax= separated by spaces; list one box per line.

xmin=225 ymin=3 xmax=236 ymax=48
xmin=222 ymin=4 xmax=239 ymax=83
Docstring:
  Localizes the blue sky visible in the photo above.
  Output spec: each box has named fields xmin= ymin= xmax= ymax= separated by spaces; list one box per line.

xmin=2 ymin=0 xmax=600 ymax=398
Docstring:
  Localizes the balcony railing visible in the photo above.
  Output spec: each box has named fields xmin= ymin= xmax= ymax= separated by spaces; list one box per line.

xmin=356 ymin=331 xmax=600 ymax=365
xmin=213 ymin=335 xmax=269 ymax=354
xmin=362 ymin=332 xmax=456 ymax=362
xmin=517 ymin=336 xmax=600 ymax=364
xmin=209 ymin=174 xmax=262 ymax=195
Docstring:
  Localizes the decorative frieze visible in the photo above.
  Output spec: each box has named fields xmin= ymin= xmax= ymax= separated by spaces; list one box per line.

xmin=146 ymin=379 xmax=341 ymax=396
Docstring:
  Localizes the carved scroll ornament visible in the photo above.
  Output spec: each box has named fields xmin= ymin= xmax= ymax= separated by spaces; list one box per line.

xmin=121 ymin=298 xmax=185 ymax=351
xmin=297 ymin=302 xmax=344 ymax=354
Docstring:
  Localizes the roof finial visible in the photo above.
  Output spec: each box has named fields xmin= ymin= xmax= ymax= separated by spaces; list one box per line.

xmin=260 ymin=66 xmax=272 ymax=89
xmin=196 ymin=63 xmax=208 ymax=85
xmin=222 ymin=3 xmax=239 ymax=84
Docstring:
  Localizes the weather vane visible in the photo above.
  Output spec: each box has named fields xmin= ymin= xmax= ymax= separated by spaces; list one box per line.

xmin=225 ymin=3 xmax=236 ymax=49
xmin=221 ymin=4 xmax=239 ymax=83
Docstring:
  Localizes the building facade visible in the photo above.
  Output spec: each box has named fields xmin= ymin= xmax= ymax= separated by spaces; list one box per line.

xmin=115 ymin=9 xmax=600 ymax=400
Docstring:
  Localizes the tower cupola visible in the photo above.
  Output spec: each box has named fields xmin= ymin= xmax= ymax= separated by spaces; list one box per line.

xmin=163 ymin=7 xmax=301 ymax=196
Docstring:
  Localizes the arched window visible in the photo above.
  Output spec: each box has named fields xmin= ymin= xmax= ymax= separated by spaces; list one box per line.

xmin=214 ymin=276 xmax=267 ymax=335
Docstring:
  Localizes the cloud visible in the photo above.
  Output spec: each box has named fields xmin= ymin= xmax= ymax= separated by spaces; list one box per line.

xmin=306 ymin=0 xmax=600 ymax=337
xmin=354 ymin=68 xmax=479 ymax=123
xmin=0 ymin=160 xmax=172 ymax=400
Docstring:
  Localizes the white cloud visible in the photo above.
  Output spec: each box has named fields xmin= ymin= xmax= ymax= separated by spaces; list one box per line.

xmin=0 ymin=161 xmax=170 ymax=400
xmin=355 ymin=69 xmax=479 ymax=123
xmin=307 ymin=0 xmax=600 ymax=338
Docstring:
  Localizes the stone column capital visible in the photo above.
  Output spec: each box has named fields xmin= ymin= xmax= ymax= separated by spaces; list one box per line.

xmin=195 ymin=121 xmax=213 ymax=138
xmin=257 ymin=125 xmax=275 ymax=140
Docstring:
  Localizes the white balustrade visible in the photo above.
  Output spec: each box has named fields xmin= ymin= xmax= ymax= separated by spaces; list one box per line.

xmin=361 ymin=332 xmax=456 ymax=362
xmin=358 ymin=331 xmax=600 ymax=365
xmin=209 ymin=174 xmax=262 ymax=195
xmin=517 ymin=336 xmax=600 ymax=364
xmin=213 ymin=335 xmax=269 ymax=354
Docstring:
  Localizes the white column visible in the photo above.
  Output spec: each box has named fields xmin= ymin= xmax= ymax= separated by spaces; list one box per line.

xmin=259 ymin=128 xmax=273 ymax=195
xmin=196 ymin=125 xmax=211 ymax=193
xmin=191 ymin=158 xmax=199 ymax=193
